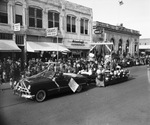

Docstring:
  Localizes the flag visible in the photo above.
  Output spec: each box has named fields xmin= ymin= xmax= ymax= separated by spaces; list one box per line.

xmin=68 ymin=78 xmax=79 ymax=92
xmin=119 ymin=0 xmax=124 ymax=5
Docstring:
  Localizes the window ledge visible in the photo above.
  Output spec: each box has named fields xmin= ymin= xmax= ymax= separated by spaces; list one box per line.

xmin=0 ymin=23 xmax=11 ymax=27
xmin=28 ymin=27 xmax=44 ymax=30
xmin=66 ymin=32 xmax=77 ymax=35
xmin=80 ymin=34 xmax=89 ymax=36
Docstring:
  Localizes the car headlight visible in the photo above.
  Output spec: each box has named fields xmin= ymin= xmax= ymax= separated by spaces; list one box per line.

xmin=105 ymin=77 xmax=109 ymax=81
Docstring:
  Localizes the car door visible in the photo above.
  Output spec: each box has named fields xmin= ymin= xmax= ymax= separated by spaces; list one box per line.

xmin=55 ymin=75 xmax=71 ymax=93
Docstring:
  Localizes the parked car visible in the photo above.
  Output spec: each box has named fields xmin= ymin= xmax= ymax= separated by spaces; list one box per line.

xmin=10 ymin=68 xmax=88 ymax=102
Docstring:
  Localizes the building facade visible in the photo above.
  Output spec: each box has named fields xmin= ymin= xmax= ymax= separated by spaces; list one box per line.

xmin=92 ymin=21 xmax=141 ymax=57
xmin=139 ymin=38 xmax=150 ymax=45
xmin=139 ymin=38 xmax=150 ymax=55
xmin=0 ymin=0 xmax=93 ymax=64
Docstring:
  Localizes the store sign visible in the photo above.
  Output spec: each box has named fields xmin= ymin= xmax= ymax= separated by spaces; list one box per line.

xmin=46 ymin=27 xmax=58 ymax=36
xmin=94 ymin=30 xmax=102 ymax=34
xmin=71 ymin=40 xmax=85 ymax=46
xmin=14 ymin=23 xmax=20 ymax=31
xmin=68 ymin=78 xmax=79 ymax=92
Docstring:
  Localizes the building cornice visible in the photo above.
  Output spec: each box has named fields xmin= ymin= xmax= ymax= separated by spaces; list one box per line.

xmin=93 ymin=21 xmax=141 ymax=36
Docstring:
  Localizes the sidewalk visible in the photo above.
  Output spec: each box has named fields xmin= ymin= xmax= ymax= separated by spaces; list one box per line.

xmin=0 ymin=82 xmax=11 ymax=91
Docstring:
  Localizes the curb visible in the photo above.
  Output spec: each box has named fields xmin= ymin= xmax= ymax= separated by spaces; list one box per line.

xmin=0 ymin=83 xmax=11 ymax=91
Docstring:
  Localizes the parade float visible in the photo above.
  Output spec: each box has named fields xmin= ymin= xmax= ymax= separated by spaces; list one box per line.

xmin=79 ymin=53 xmax=130 ymax=87
xmin=79 ymin=33 xmax=130 ymax=87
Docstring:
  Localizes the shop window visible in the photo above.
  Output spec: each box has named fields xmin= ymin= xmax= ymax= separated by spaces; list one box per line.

xmin=0 ymin=1 xmax=8 ymax=24
xmin=118 ymin=39 xmax=122 ymax=54
xmin=15 ymin=3 xmax=23 ymax=26
xmin=67 ymin=15 xmax=76 ymax=33
xmin=15 ymin=35 xmax=24 ymax=45
xmin=67 ymin=16 xmax=71 ymax=32
xmin=110 ymin=38 xmax=115 ymax=51
xmin=126 ymin=40 xmax=129 ymax=53
xmin=29 ymin=7 xmax=42 ymax=28
xmin=48 ymin=11 xmax=59 ymax=30
xmin=80 ymin=19 xmax=84 ymax=34
xmin=0 ymin=33 xmax=12 ymax=40
xmin=80 ymin=18 xmax=88 ymax=35
xmin=135 ymin=44 xmax=137 ymax=52
xmin=72 ymin=16 xmax=76 ymax=33
xmin=26 ymin=35 xmax=38 ymax=42
xmin=53 ymin=38 xmax=62 ymax=43
xmin=85 ymin=20 xmax=88 ymax=34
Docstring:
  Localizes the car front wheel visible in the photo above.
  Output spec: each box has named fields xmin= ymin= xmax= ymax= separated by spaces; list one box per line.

xmin=76 ymin=85 xmax=83 ymax=93
xmin=35 ymin=90 xmax=46 ymax=102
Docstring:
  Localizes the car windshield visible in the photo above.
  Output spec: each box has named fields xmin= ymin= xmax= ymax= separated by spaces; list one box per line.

xmin=28 ymin=64 xmax=56 ymax=79
xmin=41 ymin=70 xmax=55 ymax=78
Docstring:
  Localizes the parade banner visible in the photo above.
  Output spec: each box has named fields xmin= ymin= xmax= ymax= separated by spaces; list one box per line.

xmin=68 ymin=78 xmax=79 ymax=92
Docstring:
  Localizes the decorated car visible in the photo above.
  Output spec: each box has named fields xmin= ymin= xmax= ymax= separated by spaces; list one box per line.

xmin=103 ymin=68 xmax=130 ymax=86
xmin=10 ymin=68 xmax=88 ymax=102
xmin=79 ymin=66 xmax=130 ymax=87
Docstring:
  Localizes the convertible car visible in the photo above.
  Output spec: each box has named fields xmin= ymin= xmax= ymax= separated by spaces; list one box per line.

xmin=10 ymin=69 xmax=88 ymax=102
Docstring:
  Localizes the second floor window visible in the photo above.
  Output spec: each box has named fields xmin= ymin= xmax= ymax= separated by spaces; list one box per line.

xmin=80 ymin=18 xmax=88 ymax=35
xmin=67 ymin=15 xmax=76 ymax=33
xmin=0 ymin=1 xmax=8 ymax=24
xmin=29 ymin=7 xmax=42 ymax=28
xmin=48 ymin=11 xmax=59 ymax=29
xmin=15 ymin=4 xmax=23 ymax=26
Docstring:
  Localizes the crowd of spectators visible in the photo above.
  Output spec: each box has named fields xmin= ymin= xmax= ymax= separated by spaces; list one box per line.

xmin=0 ymin=54 xmax=150 ymax=84
xmin=0 ymin=57 xmax=21 ymax=84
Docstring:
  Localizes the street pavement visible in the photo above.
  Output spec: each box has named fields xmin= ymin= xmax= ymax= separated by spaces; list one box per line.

xmin=0 ymin=65 xmax=150 ymax=125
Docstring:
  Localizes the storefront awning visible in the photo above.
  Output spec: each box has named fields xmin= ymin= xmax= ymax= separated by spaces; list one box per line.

xmin=90 ymin=42 xmax=113 ymax=45
xmin=0 ymin=40 xmax=21 ymax=52
xmin=27 ymin=41 xmax=70 ymax=52
xmin=66 ymin=45 xmax=90 ymax=50
xmin=139 ymin=45 xmax=150 ymax=50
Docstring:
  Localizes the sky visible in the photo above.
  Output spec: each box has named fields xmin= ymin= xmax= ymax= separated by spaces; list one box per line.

xmin=67 ymin=0 xmax=150 ymax=38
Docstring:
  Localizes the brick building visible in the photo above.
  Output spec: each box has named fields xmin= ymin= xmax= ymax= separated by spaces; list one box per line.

xmin=0 ymin=0 xmax=93 ymax=65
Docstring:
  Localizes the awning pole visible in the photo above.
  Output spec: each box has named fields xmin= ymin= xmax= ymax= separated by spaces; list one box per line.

xmin=57 ymin=35 xmax=59 ymax=61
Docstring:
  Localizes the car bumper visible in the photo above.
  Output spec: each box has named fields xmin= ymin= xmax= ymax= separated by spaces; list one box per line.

xmin=13 ymin=90 xmax=35 ymax=99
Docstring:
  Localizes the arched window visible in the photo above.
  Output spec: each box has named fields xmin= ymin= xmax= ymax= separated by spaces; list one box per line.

xmin=15 ymin=3 xmax=23 ymax=26
xmin=67 ymin=15 xmax=76 ymax=33
xmin=126 ymin=40 xmax=129 ymax=53
xmin=48 ymin=11 xmax=59 ymax=30
xmin=29 ymin=6 xmax=42 ymax=28
xmin=118 ymin=39 xmax=122 ymax=54
xmin=110 ymin=38 xmax=115 ymax=51
xmin=0 ymin=0 xmax=8 ymax=23
xmin=80 ymin=18 xmax=88 ymax=35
